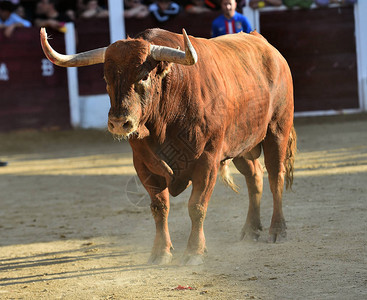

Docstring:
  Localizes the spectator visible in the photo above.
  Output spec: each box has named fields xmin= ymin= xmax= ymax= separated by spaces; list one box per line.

xmin=185 ymin=0 xmax=213 ymax=13
xmin=337 ymin=0 xmax=357 ymax=4
xmin=14 ymin=3 xmax=25 ymax=18
xmin=282 ymin=0 xmax=313 ymax=9
xmin=316 ymin=0 xmax=357 ymax=5
xmin=314 ymin=0 xmax=329 ymax=6
xmin=80 ymin=0 xmax=108 ymax=18
xmin=0 ymin=0 xmax=31 ymax=38
xmin=58 ymin=0 xmax=78 ymax=21
xmin=34 ymin=0 xmax=72 ymax=32
xmin=211 ymin=0 xmax=252 ymax=37
xmin=249 ymin=0 xmax=282 ymax=9
xmin=203 ymin=0 xmax=221 ymax=10
xmin=124 ymin=0 xmax=149 ymax=18
xmin=149 ymin=0 xmax=180 ymax=22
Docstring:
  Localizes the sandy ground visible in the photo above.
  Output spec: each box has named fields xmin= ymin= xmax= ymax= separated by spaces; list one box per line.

xmin=0 ymin=114 xmax=366 ymax=299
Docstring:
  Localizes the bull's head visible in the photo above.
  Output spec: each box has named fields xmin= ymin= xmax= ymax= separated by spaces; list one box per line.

xmin=40 ymin=28 xmax=197 ymax=138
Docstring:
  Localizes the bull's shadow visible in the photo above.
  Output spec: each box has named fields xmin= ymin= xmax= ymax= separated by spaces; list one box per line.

xmin=0 ymin=245 xmax=168 ymax=287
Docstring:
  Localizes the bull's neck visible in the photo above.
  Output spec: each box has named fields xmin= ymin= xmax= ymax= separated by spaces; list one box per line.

xmin=148 ymin=65 xmax=193 ymax=143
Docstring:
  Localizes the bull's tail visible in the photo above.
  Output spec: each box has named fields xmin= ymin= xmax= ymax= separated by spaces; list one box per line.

xmin=220 ymin=162 xmax=239 ymax=193
xmin=285 ymin=125 xmax=297 ymax=191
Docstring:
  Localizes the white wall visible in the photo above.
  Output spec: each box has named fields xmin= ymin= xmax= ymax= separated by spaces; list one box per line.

xmin=354 ymin=1 xmax=367 ymax=111
xmin=79 ymin=95 xmax=110 ymax=128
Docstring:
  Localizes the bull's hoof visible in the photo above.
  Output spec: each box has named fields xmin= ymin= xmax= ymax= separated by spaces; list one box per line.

xmin=181 ymin=254 xmax=204 ymax=266
xmin=241 ymin=223 xmax=263 ymax=241
xmin=267 ymin=231 xmax=287 ymax=243
xmin=147 ymin=252 xmax=172 ymax=265
xmin=268 ymin=224 xmax=287 ymax=243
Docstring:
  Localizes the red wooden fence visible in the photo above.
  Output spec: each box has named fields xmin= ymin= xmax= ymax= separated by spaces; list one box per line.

xmin=260 ymin=6 xmax=358 ymax=113
xmin=0 ymin=8 xmax=359 ymax=131
xmin=0 ymin=28 xmax=70 ymax=131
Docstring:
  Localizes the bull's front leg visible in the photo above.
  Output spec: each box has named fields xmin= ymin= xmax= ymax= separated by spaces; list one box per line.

xmin=183 ymin=153 xmax=218 ymax=265
xmin=149 ymin=187 xmax=173 ymax=265
xmin=133 ymin=154 xmax=173 ymax=265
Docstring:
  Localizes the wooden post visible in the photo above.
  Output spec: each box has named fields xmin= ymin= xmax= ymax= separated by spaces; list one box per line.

xmin=108 ymin=0 xmax=126 ymax=43
xmin=354 ymin=2 xmax=367 ymax=111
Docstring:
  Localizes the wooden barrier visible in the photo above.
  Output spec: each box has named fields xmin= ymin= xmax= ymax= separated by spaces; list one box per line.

xmin=0 ymin=28 xmax=70 ymax=131
xmin=260 ymin=6 xmax=359 ymax=113
xmin=0 ymin=8 xmax=359 ymax=131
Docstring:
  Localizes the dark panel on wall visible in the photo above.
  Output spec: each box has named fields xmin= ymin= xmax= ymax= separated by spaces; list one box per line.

xmin=260 ymin=7 xmax=359 ymax=112
xmin=0 ymin=28 xmax=70 ymax=131
xmin=75 ymin=18 xmax=109 ymax=96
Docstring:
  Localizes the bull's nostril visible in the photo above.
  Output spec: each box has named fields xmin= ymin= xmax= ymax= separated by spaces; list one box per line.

xmin=109 ymin=121 xmax=115 ymax=129
xmin=123 ymin=121 xmax=133 ymax=130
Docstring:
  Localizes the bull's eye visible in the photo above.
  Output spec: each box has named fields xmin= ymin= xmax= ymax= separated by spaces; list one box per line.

xmin=135 ymin=76 xmax=151 ymax=95
xmin=141 ymin=74 xmax=149 ymax=82
xmin=137 ymin=74 xmax=151 ymax=89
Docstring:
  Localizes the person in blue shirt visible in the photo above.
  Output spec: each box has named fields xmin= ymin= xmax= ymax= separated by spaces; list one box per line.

xmin=211 ymin=0 xmax=252 ymax=38
xmin=0 ymin=1 xmax=31 ymax=38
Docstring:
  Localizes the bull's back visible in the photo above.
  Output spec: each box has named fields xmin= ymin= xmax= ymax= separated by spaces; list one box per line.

xmin=195 ymin=32 xmax=293 ymax=156
xmin=207 ymin=32 xmax=289 ymax=93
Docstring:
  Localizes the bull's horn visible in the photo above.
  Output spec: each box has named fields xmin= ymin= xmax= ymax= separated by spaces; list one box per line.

xmin=150 ymin=29 xmax=197 ymax=66
xmin=40 ymin=27 xmax=106 ymax=67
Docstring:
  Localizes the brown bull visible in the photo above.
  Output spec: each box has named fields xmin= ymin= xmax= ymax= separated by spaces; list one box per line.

xmin=40 ymin=27 xmax=296 ymax=265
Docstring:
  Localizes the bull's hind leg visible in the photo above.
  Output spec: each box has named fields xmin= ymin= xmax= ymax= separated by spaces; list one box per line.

xmin=262 ymin=123 xmax=292 ymax=243
xmin=233 ymin=144 xmax=264 ymax=241
xmin=133 ymin=155 xmax=173 ymax=265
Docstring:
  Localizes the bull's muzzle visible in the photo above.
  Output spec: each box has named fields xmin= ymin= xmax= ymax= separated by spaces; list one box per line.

xmin=108 ymin=116 xmax=137 ymax=137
